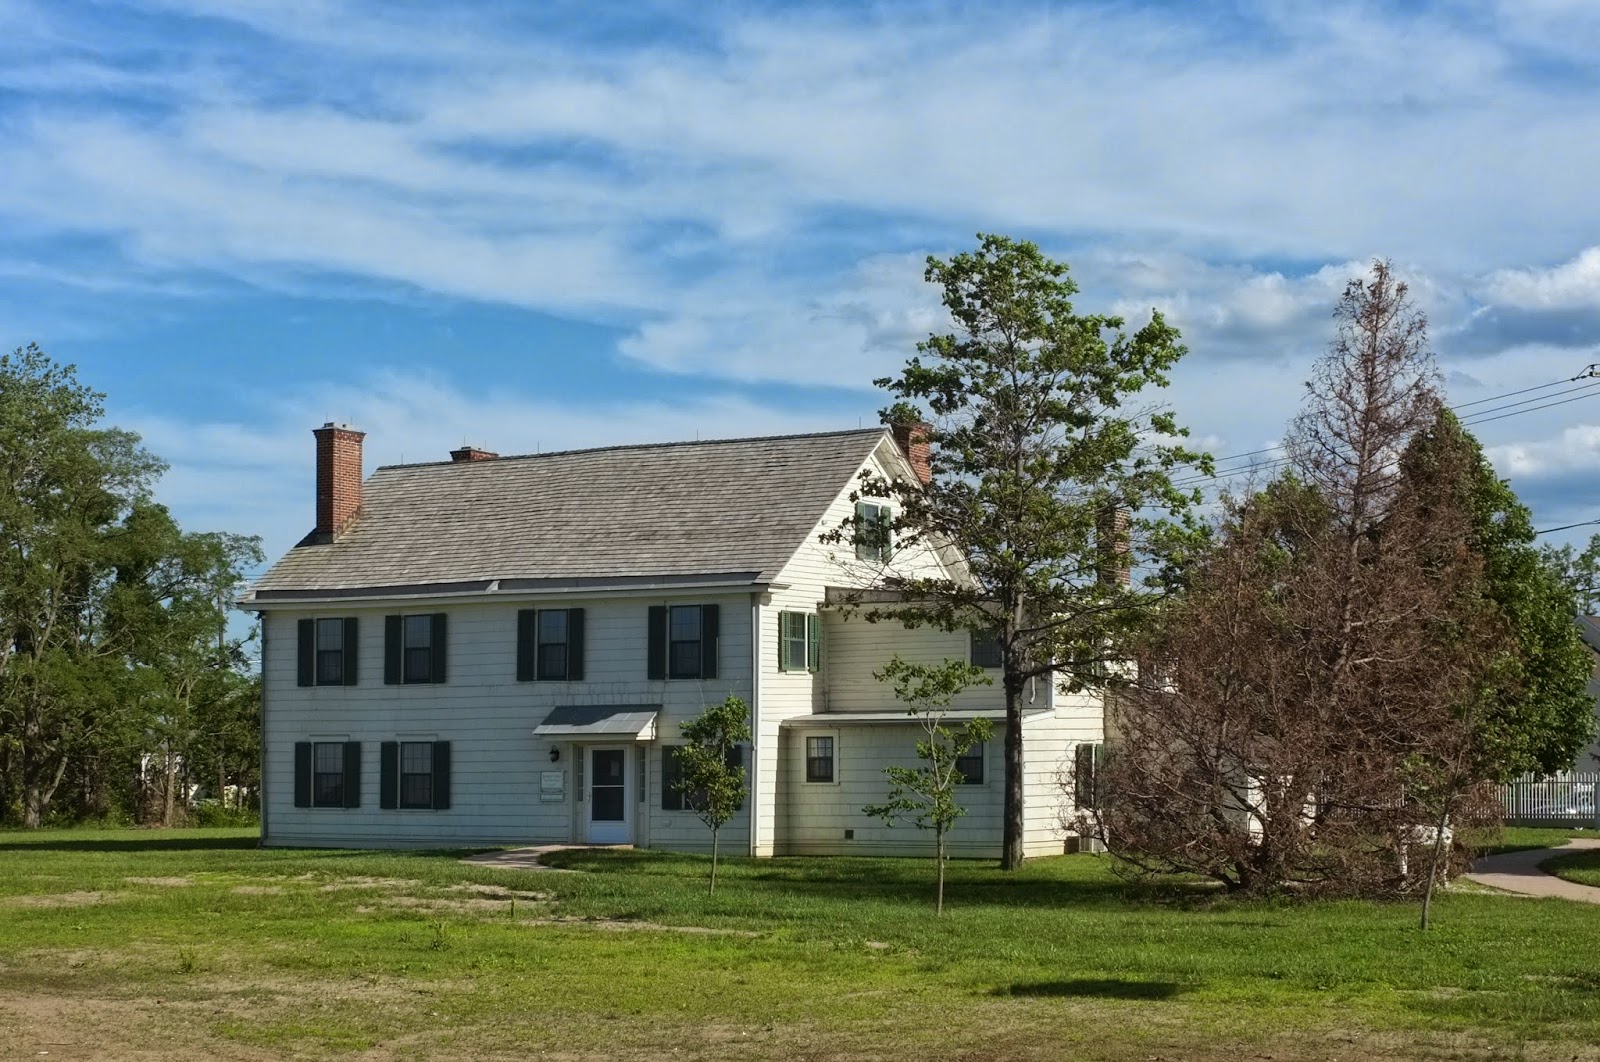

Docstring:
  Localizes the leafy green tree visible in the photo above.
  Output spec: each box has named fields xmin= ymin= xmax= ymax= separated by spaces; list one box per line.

xmin=1540 ymin=537 xmax=1600 ymax=615
xmin=863 ymin=657 xmax=993 ymax=915
xmin=1403 ymin=411 xmax=1594 ymax=779
xmin=831 ymin=234 xmax=1208 ymax=869
xmin=0 ymin=345 xmax=166 ymax=826
xmin=675 ymin=695 xmax=752 ymax=895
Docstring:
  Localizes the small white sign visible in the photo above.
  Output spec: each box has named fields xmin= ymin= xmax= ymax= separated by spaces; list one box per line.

xmin=540 ymin=770 xmax=566 ymax=803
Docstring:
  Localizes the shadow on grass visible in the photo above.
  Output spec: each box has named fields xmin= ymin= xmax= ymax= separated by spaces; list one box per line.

xmin=997 ymin=978 xmax=1188 ymax=1000
xmin=0 ymin=835 xmax=261 ymax=853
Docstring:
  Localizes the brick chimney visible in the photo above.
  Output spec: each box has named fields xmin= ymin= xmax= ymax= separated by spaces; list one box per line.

xmin=450 ymin=445 xmax=498 ymax=462
xmin=891 ymin=422 xmax=932 ymax=486
xmin=312 ymin=422 xmax=365 ymax=540
xmin=1096 ymin=505 xmax=1131 ymax=587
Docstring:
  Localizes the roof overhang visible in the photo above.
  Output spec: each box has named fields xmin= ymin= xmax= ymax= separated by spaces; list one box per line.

xmin=241 ymin=572 xmax=771 ymax=610
xmin=532 ymin=704 xmax=661 ymax=741
xmin=782 ymin=709 xmax=1038 ymax=728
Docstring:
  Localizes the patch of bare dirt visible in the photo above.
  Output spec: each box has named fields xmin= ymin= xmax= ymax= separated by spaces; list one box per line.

xmin=123 ymin=876 xmax=192 ymax=887
xmin=317 ymin=877 xmax=419 ymax=892
xmin=517 ymin=916 xmax=761 ymax=936
xmin=4 ymin=890 xmax=118 ymax=909
xmin=230 ymin=886 xmax=282 ymax=895
xmin=446 ymin=883 xmax=550 ymax=901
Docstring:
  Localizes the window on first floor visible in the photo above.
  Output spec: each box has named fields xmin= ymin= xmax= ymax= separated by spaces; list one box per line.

xmin=380 ymin=740 xmax=452 ymax=810
xmin=293 ymin=740 xmax=360 ymax=809
xmin=955 ymin=742 xmax=985 ymax=784
xmin=805 ymin=735 xmax=835 ymax=783
xmin=661 ymin=744 xmax=744 ymax=811
xmin=1075 ymin=742 xmax=1105 ymax=810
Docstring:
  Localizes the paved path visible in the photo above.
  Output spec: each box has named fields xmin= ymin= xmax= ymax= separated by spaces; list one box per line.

xmin=1465 ymin=838 xmax=1600 ymax=903
xmin=461 ymin=844 xmax=632 ymax=871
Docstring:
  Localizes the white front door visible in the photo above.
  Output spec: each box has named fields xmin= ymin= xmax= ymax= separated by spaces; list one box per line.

xmin=585 ymin=746 xmax=632 ymax=844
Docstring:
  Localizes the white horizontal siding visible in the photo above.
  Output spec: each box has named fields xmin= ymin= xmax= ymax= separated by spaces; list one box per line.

xmin=822 ymin=612 xmax=1007 ymax=714
xmin=262 ymin=594 xmax=753 ymax=850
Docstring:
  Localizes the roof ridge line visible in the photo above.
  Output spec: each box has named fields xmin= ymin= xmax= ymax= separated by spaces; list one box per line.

xmin=375 ymin=426 xmax=887 ymax=471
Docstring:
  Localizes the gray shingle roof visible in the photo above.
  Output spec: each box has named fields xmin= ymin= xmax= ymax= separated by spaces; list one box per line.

xmin=249 ymin=428 xmax=887 ymax=597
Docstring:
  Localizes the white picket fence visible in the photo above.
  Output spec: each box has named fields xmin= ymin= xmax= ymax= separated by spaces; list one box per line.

xmin=1498 ymin=772 xmax=1599 ymax=827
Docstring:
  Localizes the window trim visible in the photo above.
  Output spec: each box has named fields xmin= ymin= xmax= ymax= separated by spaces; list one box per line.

xmin=955 ymin=741 xmax=986 ymax=785
xmin=399 ymin=740 xmax=435 ymax=810
xmin=854 ymin=501 xmax=892 ymax=563
xmin=311 ymin=741 xmax=347 ymax=808
xmin=804 ymin=733 xmax=837 ymax=785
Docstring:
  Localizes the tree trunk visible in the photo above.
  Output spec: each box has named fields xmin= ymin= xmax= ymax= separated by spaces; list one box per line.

xmin=163 ymin=744 xmax=177 ymax=828
xmin=1002 ymin=679 xmax=1026 ymax=870
xmin=1419 ymin=786 xmax=1454 ymax=931
xmin=710 ymin=829 xmax=719 ymax=897
xmin=936 ymin=827 xmax=946 ymax=916
xmin=21 ymin=736 xmax=67 ymax=829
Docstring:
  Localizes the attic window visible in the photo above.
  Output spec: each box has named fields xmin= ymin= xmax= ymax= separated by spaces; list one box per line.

xmin=854 ymin=501 xmax=892 ymax=563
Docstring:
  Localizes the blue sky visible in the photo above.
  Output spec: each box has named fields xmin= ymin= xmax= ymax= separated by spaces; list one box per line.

xmin=4 ymin=0 xmax=1600 ymax=576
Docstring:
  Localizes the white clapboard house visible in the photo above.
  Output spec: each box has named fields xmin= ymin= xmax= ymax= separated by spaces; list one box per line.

xmin=242 ymin=423 xmax=1104 ymax=857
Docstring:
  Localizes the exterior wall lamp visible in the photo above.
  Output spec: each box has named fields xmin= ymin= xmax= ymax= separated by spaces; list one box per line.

xmin=549 ymin=746 xmax=561 ymax=763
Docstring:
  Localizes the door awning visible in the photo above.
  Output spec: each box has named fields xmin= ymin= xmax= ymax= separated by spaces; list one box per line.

xmin=532 ymin=704 xmax=661 ymax=741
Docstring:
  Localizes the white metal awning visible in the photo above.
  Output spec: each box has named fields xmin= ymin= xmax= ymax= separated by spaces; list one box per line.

xmin=532 ymin=705 xmax=661 ymax=741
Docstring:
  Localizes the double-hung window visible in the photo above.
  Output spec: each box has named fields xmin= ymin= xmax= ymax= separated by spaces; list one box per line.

xmin=805 ymin=735 xmax=835 ymax=783
xmin=379 ymin=740 xmax=452 ymax=810
xmin=293 ymin=740 xmax=360 ymax=809
xmin=647 ymin=604 xmax=719 ymax=680
xmin=384 ymin=613 xmax=447 ymax=685
xmin=970 ymin=627 xmax=1003 ymax=670
xmin=854 ymin=501 xmax=892 ymax=563
xmin=296 ymin=617 xmax=358 ymax=687
xmin=516 ymin=608 xmax=585 ymax=681
xmin=661 ymin=744 xmax=745 ymax=811
xmin=955 ymin=743 xmax=985 ymax=785
xmin=778 ymin=611 xmax=821 ymax=672
xmin=538 ymin=610 xmax=569 ymax=680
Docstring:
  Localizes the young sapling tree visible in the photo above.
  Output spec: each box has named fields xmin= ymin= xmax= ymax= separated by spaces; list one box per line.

xmin=863 ymin=656 xmax=993 ymax=915
xmin=675 ymin=695 xmax=752 ymax=896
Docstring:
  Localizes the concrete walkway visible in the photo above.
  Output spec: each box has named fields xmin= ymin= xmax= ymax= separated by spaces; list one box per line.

xmin=461 ymin=844 xmax=632 ymax=871
xmin=1465 ymin=838 xmax=1600 ymax=903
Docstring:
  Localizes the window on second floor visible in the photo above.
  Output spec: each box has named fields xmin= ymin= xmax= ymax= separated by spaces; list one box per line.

xmin=384 ymin=613 xmax=447 ymax=685
xmin=970 ymin=627 xmax=1003 ymax=670
xmin=296 ymin=617 xmax=357 ymax=687
xmin=647 ymin=604 xmax=719 ymax=680
xmin=778 ymin=611 xmax=821 ymax=673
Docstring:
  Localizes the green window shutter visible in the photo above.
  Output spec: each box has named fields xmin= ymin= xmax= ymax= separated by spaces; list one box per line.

xmin=432 ymin=741 xmax=452 ymax=810
xmin=384 ymin=616 xmax=402 ymax=685
xmin=854 ymin=501 xmax=872 ymax=561
xmin=516 ymin=610 xmax=536 ymax=682
xmin=342 ymin=617 xmax=359 ymax=685
xmin=700 ymin=603 xmax=719 ymax=679
xmin=806 ymin=613 xmax=821 ymax=673
xmin=379 ymin=741 xmax=399 ymax=810
xmin=293 ymin=742 xmax=312 ymax=807
xmin=1075 ymin=742 xmax=1104 ymax=811
xmin=567 ymin=609 xmax=585 ymax=681
xmin=297 ymin=620 xmax=315 ymax=687
xmin=777 ymin=611 xmax=792 ymax=672
xmin=343 ymin=741 xmax=362 ymax=809
xmin=647 ymin=606 xmax=667 ymax=680
xmin=430 ymin=613 xmax=448 ymax=684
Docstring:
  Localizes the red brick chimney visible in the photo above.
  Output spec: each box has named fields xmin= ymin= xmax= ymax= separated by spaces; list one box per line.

xmin=450 ymin=445 xmax=498 ymax=462
xmin=1097 ymin=506 xmax=1131 ymax=587
xmin=891 ymin=422 xmax=932 ymax=486
xmin=312 ymin=422 xmax=365 ymax=540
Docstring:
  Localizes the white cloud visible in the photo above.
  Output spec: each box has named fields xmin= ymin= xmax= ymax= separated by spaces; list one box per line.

xmin=1482 ymin=248 xmax=1600 ymax=311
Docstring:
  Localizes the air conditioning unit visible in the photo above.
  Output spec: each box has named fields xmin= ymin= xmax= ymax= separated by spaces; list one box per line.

xmin=1066 ymin=835 xmax=1106 ymax=855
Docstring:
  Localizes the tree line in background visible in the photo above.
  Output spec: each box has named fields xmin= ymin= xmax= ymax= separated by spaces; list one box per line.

xmin=0 ymin=344 xmax=262 ymax=828
xmin=846 ymin=237 xmax=1594 ymax=904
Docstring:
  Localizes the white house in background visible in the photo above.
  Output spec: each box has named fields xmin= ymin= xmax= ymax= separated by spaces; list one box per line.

xmin=1571 ymin=617 xmax=1600 ymax=772
xmin=241 ymin=423 xmax=1104 ymax=857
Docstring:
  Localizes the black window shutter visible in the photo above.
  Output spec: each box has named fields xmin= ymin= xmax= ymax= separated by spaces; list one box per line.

xmin=379 ymin=741 xmax=399 ymax=810
xmin=297 ymin=620 xmax=315 ymax=687
xmin=567 ymin=608 xmax=585 ymax=681
xmin=647 ymin=605 xmax=667 ymax=680
xmin=516 ymin=610 xmax=536 ymax=682
xmin=342 ymin=617 xmax=359 ymax=685
xmin=700 ymin=603 xmax=719 ymax=679
xmin=343 ymin=741 xmax=362 ymax=808
xmin=293 ymin=742 xmax=312 ymax=807
xmin=807 ymin=613 xmax=821 ymax=673
xmin=432 ymin=741 xmax=452 ymax=810
xmin=384 ymin=615 xmax=402 ymax=685
xmin=661 ymin=746 xmax=682 ymax=810
xmin=430 ymin=613 xmax=448 ymax=683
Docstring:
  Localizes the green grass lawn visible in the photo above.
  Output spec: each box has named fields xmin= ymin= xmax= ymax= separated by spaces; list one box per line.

xmin=3 ymin=828 xmax=1600 ymax=1061
xmin=1544 ymin=849 xmax=1600 ymax=889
